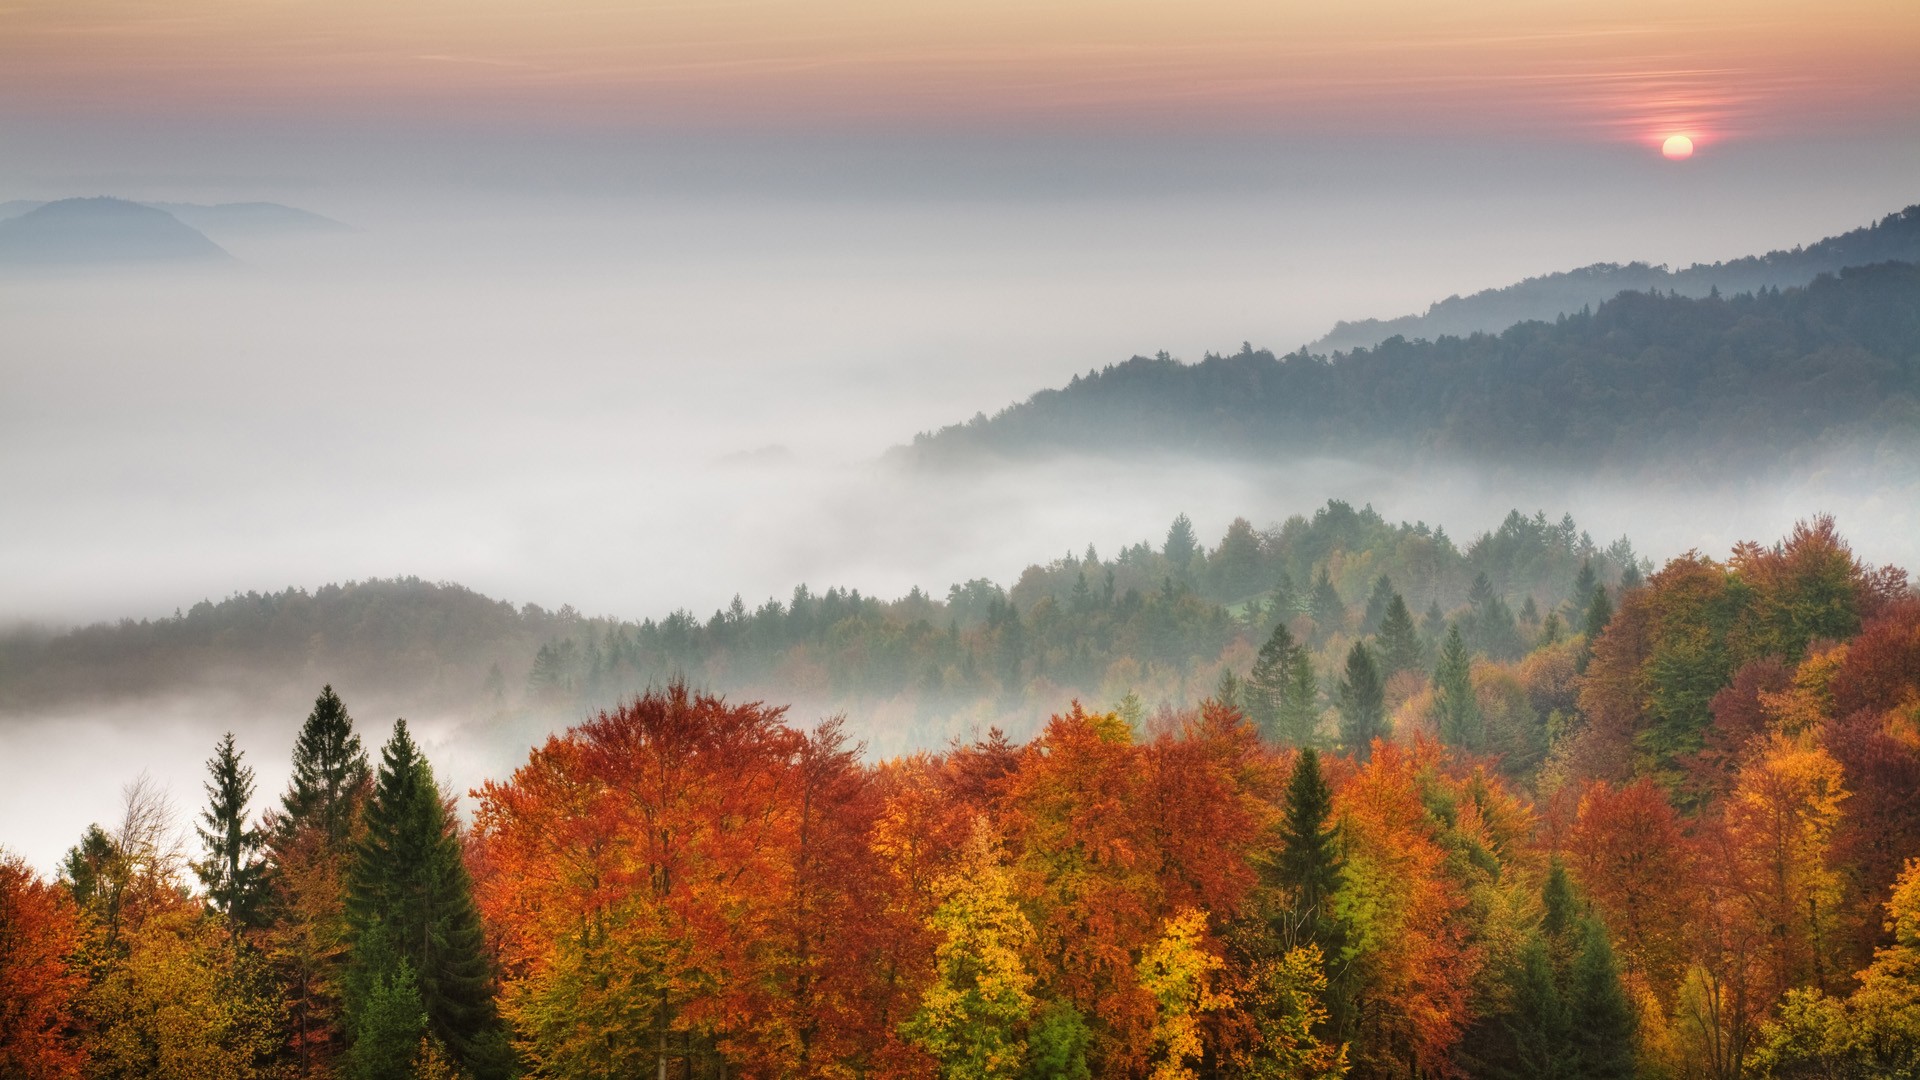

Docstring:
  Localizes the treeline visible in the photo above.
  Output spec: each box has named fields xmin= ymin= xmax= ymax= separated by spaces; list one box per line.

xmin=2 ymin=516 xmax=1917 ymax=1078
xmin=1310 ymin=203 xmax=1920 ymax=353
xmin=0 ymin=503 xmax=1648 ymax=750
xmin=908 ymin=261 xmax=1920 ymax=472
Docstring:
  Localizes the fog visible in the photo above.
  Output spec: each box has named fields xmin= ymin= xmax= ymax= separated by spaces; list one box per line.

xmin=3 ymin=133 xmax=1918 ymax=872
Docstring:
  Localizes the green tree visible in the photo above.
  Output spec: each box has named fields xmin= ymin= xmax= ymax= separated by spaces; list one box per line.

xmin=346 ymin=720 xmax=507 ymax=1080
xmin=1567 ymin=922 xmax=1637 ymax=1079
xmin=1434 ymin=624 xmax=1482 ymax=751
xmin=1376 ymin=593 xmax=1423 ymax=677
xmin=1248 ymin=621 xmax=1300 ymax=743
xmin=1278 ymin=749 xmax=1343 ymax=934
xmin=1163 ymin=514 xmax=1198 ymax=574
xmin=1309 ymin=569 xmax=1344 ymax=637
xmin=1583 ymin=584 xmax=1614 ymax=645
xmin=1336 ymin=642 xmax=1386 ymax=760
xmin=278 ymin=685 xmax=371 ymax=850
xmin=193 ymin=732 xmax=266 ymax=930
xmin=1361 ymin=574 xmax=1395 ymax=635
xmin=903 ymin=820 xmax=1041 ymax=1080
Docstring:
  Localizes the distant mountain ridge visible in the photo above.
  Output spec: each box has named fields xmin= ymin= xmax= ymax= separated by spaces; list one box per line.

xmin=1310 ymin=204 xmax=1920 ymax=353
xmin=907 ymin=261 xmax=1920 ymax=473
xmin=0 ymin=197 xmax=231 ymax=267
xmin=0 ymin=197 xmax=348 ymax=236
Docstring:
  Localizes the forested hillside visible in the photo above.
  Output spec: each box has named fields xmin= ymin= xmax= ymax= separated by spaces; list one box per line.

xmin=2 ymin=516 xmax=1916 ymax=1078
xmin=1310 ymin=204 xmax=1920 ymax=352
xmin=910 ymin=262 xmax=1920 ymax=472
xmin=0 ymin=503 xmax=1645 ymax=749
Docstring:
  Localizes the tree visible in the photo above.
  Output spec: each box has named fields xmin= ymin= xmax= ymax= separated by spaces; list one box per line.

xmin=1309 ymin=569 xmax=1344 ymax=637
xmin=1434 ymin=625 xmax=1482 ymax=751
xmin=1583 ymin=584 xmax=1613 ymax=647
xmin=1164 ymin=515 xmax=1198 ymax=574
xmin=1376 ymin=593 xmax=1423 ymax=677
xmin=1236 ymin=944 xmax=1347 ymax=1080
xmin=1277 ymin=749 xmax=1343 ymax=943
xmin=1362 ymin=574 xmax=1395 ymax=635
xmin=903 ymin=820 xmax=1041 ymax=1080
xmin=0 ymin=851 xmax=85 ymax=1080
xmin=346 ymin=720 xmax=506 ymax=1080
xmin=278 ymin=685 xmax=371 ymax=851
xmin=83 ymin=906 xmax=285 ymax=1080
xmin=1248 ymin=622 xmax=1300 ymax=743
xmin=193 ymin=732 xmax=265 ymax=930
xmin=1566 ymin=921 xmax=1637 ymax=1079
xmin=1336 ymin=642 xmax=1387 ymax=760
xmin=1137 ymin=909 xmax=1228 ymax=1080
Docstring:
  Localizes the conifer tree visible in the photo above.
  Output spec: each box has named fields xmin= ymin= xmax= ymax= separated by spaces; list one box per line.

xmin=1214 ymin=668 xmax=1245 ymax=713
xmin=1248 ymin=621 xmax=1301 ymax=742
xmin=1336 ymin=642 xmax=1386 ymax=760
xmin=1422 ymin=600 xmax=1447 ymax=646
xmin=1278 ymin=648 xmax=1321 ymax=748
xmin=194 ymin=732 xmax=265 ymax=930
xmin=1309 ymin=568 xmax=1345 ymax=636
xmin=1277 ymin=749 xmax=1342 ymax=928
xmin=1567 ymin=922 xmax=1637 ymax=1079
xmin=279 ymin=686 xmax=371 ymax=850
xmin=1539 ymin=611 xmax=1565 ymax=648
xmin=1376 ymin=593 xmax=1423 ymax=677
xmin=1571 ymin=560 xmax=1598 ymax=619
xmin=1163 ymin=514 xmax=1198 ymax=574
xmin=1582 ymin=584 xmax=1614 ymax=644
xmin=1433 ymin=625 xmax=1482 ymax=751
xmin=1361 ymin=574 xmax=1395 ymax=635
xmin=346 ymin=720 xmax=507 ymax=1080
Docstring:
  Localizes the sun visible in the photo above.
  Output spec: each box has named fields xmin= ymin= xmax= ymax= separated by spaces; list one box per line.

xmin=1661 ymin=135 xmax=1695 ymax=160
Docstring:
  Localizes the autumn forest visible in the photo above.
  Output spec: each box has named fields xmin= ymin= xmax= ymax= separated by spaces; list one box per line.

xmin=3 ymin=513 xmax=1918 ymax=1080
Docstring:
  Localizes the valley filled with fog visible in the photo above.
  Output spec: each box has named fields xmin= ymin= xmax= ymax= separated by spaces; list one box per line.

xmin=3 ymin=139 xmax=1918 ymax=871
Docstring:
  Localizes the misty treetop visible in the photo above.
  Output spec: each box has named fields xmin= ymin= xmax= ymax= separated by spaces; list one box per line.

xmin=0 ymin=502 xmax=1647 ymax=751
xmin=4 ymin=516 xmax=1919 ymax=1078
xmin=908 ymin=261 xmax=1920 ymax=473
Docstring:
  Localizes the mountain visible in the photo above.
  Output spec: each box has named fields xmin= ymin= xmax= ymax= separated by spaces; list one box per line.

xmin=0 ymin=197 xmax=231 ymax=266
xmin=905 ymin=261 xmax=1920 ymax=472
xmin=145 ymin=200 xmax=351 ymax=235
xmin=0 ymin=198 xmax=348 ymax=237
xmin=1310 ymin=204 xmax=1920 ymax=353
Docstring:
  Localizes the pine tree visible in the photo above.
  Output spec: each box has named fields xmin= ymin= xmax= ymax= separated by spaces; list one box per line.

xmin=279 ymin=686 xmax=371 ymax=850
xmin=1499 ymin=937 xmax=1573 ymax=1080
xmin=1361 ymin=574 xmax=1395 ymax=635
xmin=1376 ymin=593 xmax=1423 ymax=677
xmin=1422 ymin=600 xmax=1447 ymax=646
xmin=346 ymin=720 xmax=507 ymax=1080
xmin=1336 ymin=642 xmax=1386 ymax=760
xmin=1567 ymin=922 xmax=1637 ymax=1079
xmin=1309 ymin=568 xmax=1344 ymax=637
xmin=1277 ymin=749 xmax=1342 ymax=926
xmin=1214 ymin=668 xmax=1245 ymax=713
xmin=1278 ymin=649 xmax=1321 ymax=748
xmin=1163 ymin=514 xmax=1198 ymax=574
xmin=1433 ymin=625 xmax=1482 ymax=751
xmin=1570 ymin=560 xmax=1598 ymax=619
xmin=1248 ymin=621 xmax=1300 ymax=742
xmin=1539 ymin=611 xmax=1565 ymax=648
xmin=1583 ymin=584 xmax=1614 ymax=644
xmin=194 ymin=732 xmax=265 ymax=929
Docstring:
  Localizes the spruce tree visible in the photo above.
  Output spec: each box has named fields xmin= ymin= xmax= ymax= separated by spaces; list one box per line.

xmin=280 ymin=685 xmax=372 ymax=850
xmin=1163 ymin=514 xmax=1198 ymax=573
xmin=1433 ymin=625 xmax=1482 ymax=751
xmin=1570 ymin=560 xmax=1598 ymax=619
xmin=1422 ymin=600 xmax=1447 ymax=646
xmin=1361 ymin=574 xmax=1395 ymax=635
xmin=1583 ymin=584 xmax=1614 ymax=644
xmin=1568 ymin=922 xmax=1637 ymax=1079
xmin=1336 ymin=642 xmax=1386 ymax=760
xmin=1539 ymin=611 xmax=1565 ymax=648
xmin=1499 ymin=937 xmax=1573 ymax=1080
xmin=1309 ymin=568 xmax=1344 ymax=636
xmin=1376 ymin=593 xmax=1423 ymax=677
xmin=1277 ymin=749 xmax=1343 ymax=929
xmin=1278 ymin=648 xmax=1321 ymax=748
xmin=194 ymin=731 xmax=266 ymax=929
xmin=1248 ymin=621 xmax=1300 ymax=742
xmin=346 ymin=720 xmax=507 ymax=1080
xmin=1214 ymin=667 xmax=1245 ymax=713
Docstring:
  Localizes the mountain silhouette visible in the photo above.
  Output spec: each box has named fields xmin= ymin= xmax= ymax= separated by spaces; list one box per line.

xmin=0 ymin=197 xmax=233 ymax=266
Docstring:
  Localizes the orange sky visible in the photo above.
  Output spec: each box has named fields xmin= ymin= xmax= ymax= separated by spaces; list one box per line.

xmin=4 ymin=0 xmax=1915 ymax=142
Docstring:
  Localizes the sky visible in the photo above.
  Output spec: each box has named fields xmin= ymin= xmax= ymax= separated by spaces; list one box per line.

xmin=0 ymin=0 xmax=1917 ymax=871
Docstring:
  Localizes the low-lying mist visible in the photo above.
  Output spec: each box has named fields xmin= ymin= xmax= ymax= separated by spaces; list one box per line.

xmin=4 ymin=161 xmax=1918 ymax=875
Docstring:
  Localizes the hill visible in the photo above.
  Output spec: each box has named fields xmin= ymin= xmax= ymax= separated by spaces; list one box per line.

xmin=1310 ymin=203 xmax=1920 ymax=352
xmin=0 ymin=197 xmax=231 ymax=266
xmin=0 ymin=503 xmax=1644 ymax=747
xmin=907 ymin=261 xmax=1920 ymax=473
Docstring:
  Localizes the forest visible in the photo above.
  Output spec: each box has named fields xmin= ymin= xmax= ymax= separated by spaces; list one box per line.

xmin=907 ymin=261 xmax=1920 ymax=473
xmin=3 ymin=514 xmax=1918 ymax=1078
xmin=0 ymin=502 xmax=1648 ymax=752
xmin=1309 ymin=204 xmax=1920 ymax=353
